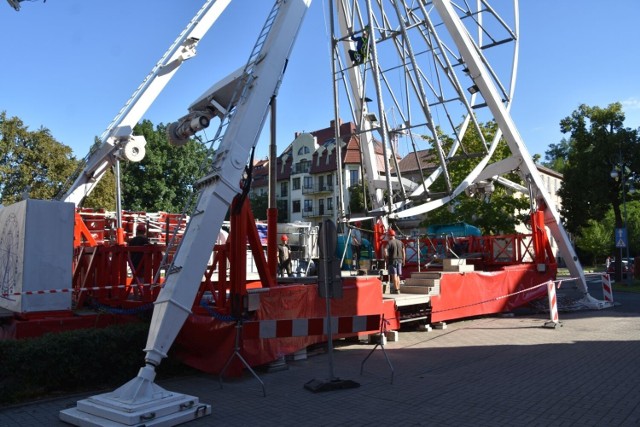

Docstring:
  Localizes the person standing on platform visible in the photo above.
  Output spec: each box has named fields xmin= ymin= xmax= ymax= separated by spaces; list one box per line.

xmin=386 ymin=229 xmax=405 ymax=294
xmin=351 ymin=221 xmax=362 ymax=273
xmin=278 ymin=234 xmax=293 ymax=278
xmin=129 ymin=223 xmax=151 ymax=284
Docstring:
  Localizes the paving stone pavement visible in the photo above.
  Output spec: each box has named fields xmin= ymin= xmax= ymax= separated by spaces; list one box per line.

xmin=1 ymin=284 xmax=639 ymax=427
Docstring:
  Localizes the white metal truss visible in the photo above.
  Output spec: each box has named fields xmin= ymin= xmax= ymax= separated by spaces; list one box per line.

xmin=60 ymin=1 xmax=311 ymax=425
xmin=61 ymin=0 xmax=232 ymax=206
xmin=331 ymin=0 xmax=589 ymax=292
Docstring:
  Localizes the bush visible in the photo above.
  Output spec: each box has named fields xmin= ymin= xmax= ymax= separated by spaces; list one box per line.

xmin=0 ymin=322 xmax=195 ymax=405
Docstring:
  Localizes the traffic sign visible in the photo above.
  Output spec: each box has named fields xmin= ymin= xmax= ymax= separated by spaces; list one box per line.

xmin=615 ymin=227 xmax=628 ymax=248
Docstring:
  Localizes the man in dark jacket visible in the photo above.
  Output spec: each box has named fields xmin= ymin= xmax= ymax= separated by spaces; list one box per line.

xmin=386 ymin=229 xmax=405 ymax=294
xmin=129 ymin=223 xmax=150 ymax=283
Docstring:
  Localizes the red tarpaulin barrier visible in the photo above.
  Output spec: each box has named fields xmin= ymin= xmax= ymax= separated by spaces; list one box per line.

xmin=430 ymin=264 xmax=554 ymax=323
xmin=173 ymin=276 xmax=395 ymax=375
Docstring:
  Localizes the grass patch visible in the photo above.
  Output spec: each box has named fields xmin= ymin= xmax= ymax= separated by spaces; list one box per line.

xmin=613 ymin=281 xmax=640 ymax=293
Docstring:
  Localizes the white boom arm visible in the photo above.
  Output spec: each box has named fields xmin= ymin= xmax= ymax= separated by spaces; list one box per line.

xmin=60 ymin=2 xmax=311 ymax=425
xmin=431 ymin=0 xmax=587 ymax=292
xmin=62 ymin=0 xmax=231 ymax=206
xmin=145 ymin=0 xmax=310 ymax=366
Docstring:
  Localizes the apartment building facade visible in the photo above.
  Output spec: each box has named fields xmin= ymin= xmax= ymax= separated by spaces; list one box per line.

xmin=251 ymin=120 xmax=565 ymax=258
xmin=250 ymin=120 xmax=387 ymax=227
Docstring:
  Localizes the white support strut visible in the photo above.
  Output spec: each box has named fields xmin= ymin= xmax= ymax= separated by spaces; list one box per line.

xmin=431 ymin=0 xmax=587 ymax=293
xmin=62 ymin=0 xmax=231 ymax=206
xmin=145 ymin=0 xmax=310 ymax=367
xmin=334 ymin=2 xmax=387 ymax=213
xmin=60 ymin=1 xmax=311 ymax=425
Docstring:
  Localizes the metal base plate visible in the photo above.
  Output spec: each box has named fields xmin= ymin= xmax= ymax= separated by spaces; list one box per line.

xmin=304 ymin=378 xmax=360 ymax=393
xmin=59 ymin=393 xmax=211 ymax=427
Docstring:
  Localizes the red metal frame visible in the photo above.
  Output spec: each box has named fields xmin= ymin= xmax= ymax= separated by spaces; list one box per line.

xmin=391 ymin=206 xmax=556 ymax=278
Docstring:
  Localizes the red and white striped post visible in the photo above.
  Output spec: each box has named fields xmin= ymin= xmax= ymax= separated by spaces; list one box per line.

xmin=543 ymin=280 xmax=561 ymax=328
xmin=602 ymin=273 xmax=614 ymax=304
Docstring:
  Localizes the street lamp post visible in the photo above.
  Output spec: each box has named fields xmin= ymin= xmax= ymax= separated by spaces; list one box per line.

xmin=611 ymin=160 xmax=632 ymax=286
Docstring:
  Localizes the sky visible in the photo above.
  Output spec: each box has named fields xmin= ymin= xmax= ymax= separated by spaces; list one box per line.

xmin=1 ymin=0 xmax=639 ymax=165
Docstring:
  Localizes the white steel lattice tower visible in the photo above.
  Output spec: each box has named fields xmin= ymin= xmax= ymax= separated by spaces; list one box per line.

xmin=330 ymin=0 xmax=590 ymax=293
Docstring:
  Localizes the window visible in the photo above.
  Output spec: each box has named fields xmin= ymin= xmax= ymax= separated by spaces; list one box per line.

xmin=319 ymin=198 xmax=324 ymax=215
xmin=304 ymin=199 xmax=313 ymax=212
xmin=292 ymin=177 xmax=300 ymax=190
xmin=350 ymin=169 xmax=359 ymax=186
xmin=303 ymin=176 xmax=313 ymax=190
xmin=327 ymin=197 xmax=333 ymax=211
xmin=326 ymin=174 xmax=333 ymax=187
xmin=292 ymin=200 xmax=301 ymax=213
xmin=294 ymin=159 xmax=310 ymax=174
xmin=280 ymin=181 xmax=288 ymax=197
xmin=298 ymin=146 xmax=310 ymax=155
xmin=277 ymin=199 xmax=289 ymax=223
xmin=318 ymin=176 xmax=325 ymax=191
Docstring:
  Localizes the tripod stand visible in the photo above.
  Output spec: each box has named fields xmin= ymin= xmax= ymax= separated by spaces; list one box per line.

xmin=219 ymin=320 xmax=266 ymax=397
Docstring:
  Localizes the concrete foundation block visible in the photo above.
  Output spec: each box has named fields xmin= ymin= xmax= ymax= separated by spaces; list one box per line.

xmin=433 ymin=322 xmax=447 ymax=330
xmin=418 ymin=324 xmax=433 ymax=332
xmin=384 ymin=330 xmax=399 ymax=342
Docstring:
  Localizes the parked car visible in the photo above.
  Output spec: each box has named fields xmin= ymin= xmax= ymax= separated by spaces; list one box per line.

xmin=607 ymin=258 xmax=635 ymax=276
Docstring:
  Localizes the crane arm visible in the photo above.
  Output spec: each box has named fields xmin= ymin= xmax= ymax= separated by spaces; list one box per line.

xmin=144 ymin=0 xmax=310 ymax=367
xmin=62 ymin=0 xmax=232 ymax=206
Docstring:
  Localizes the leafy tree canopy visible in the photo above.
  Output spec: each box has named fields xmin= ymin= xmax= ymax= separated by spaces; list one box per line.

xmin=121 ymin=120 xmax=210 ymax=213
xmin=420 ymin=120 xmax=530 ymax=235
xmin=557 ymin=103 xmax=640 ymax=235
xmin=542 ymin=138 xmax=570 ymax=174
xmin=250 ymin=192 xmax=269 ymax=221
xmin=576 ymin=200 xmax=640 ymax=264
xmin=0 ymin=111 xmax=78 ymax=205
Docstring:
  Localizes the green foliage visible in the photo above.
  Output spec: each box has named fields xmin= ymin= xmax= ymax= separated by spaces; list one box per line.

xmin=543 ymin=138 xmax=570 ymax=174
xmin=420 ymin=121 xmax=530 ymax=235
xmin=246 ymin=193 xmax=288 ymax=223
xmin=121 ymin=120 xmax=209 ymax=212
xmin=0 ymin=111 xmax=78 ymax=205
xmin=276 ymin=199 xmax=288 ymax=222
xmin=348 ymin=181 xmax=368 ymax=214
xmin=558 ymin=103 xmax=640 ymax=234
xmin=0 ymin=322 xmax=195 ymax=405
xmin=576 ymin=200 xmax=640 ymax=265
xmin=250 ymin=192 xmax=269 ymax=220
xmin=604 ymin=200 xmax=640 ymax=256
xmin=80 ymin=137 xmax=117 ymax=210
xmin=576 ymin=219 xmax=612 ymax=265
xmin=82 ymin=168 xmax=118 ymax=210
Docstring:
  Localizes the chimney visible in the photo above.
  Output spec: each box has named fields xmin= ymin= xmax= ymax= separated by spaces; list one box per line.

xmin=330 ymin=118 xmax=343 ymax=131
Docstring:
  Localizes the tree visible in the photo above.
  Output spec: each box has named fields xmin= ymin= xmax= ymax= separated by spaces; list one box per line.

xmin=558 ymin=103 xmax=640 ymax=235
xmin=82 ymin=168 xmax=118 ymax=211
xmin=0 ymin=111 xmax=78 ymax=205
xmin=603 ymin=200 xmax=640 ymax=259
xmin=420 ymin=121 xmax=530 ymax=235
xmin=576 ymin=219 xmax=612 ymax=265
xmin=250 ymin=192 xmax=269 ymax=220
xmin=120 ymin=120 xmax=209 ymax=213
xmin=559 ymin=103 xmax=640 ymax=281
xmin=348 ymin=181 xmax=368 ymax=215
xmin=69 ymin=137 xmax=118 ymax=210
xmin=542 ymin=138 xmax=570 ymax=174
xmin=577 ymin=201 xmax=640 ymax=267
